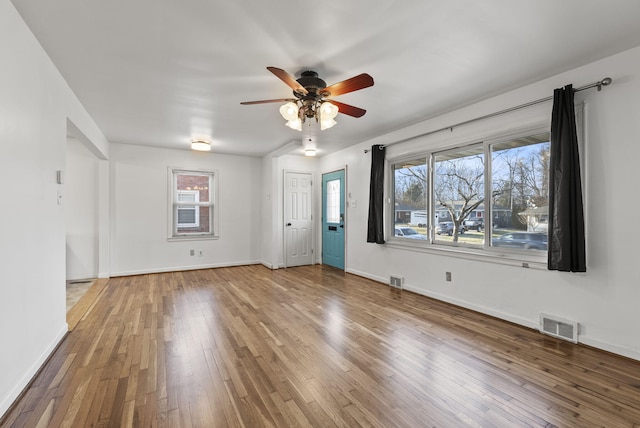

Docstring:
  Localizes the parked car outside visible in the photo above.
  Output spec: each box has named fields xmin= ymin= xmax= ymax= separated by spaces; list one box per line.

xmin=492 ymin=232 xmax=548 ymax=250
xmin=395 ymin=227 xmax=427 ymax=239
xmin=463 ymin=217 xmax=484 ymax=231
xmin=435 ymin=222 xmax=465 ymax=236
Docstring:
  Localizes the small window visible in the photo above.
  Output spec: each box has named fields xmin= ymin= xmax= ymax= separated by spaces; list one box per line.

xmin=392 ymin=157 xmax=428 ymax=239
xmin=169 ymin=169 xmax=217 ymax=239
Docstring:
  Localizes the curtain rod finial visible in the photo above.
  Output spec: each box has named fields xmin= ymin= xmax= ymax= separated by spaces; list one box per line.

xmin=598 ymin=77 xmax=612 ymax=91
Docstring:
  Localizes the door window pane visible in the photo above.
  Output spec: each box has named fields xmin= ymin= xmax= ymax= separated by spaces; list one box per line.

xmin=326 ymin=179 xmax=341 ymax=223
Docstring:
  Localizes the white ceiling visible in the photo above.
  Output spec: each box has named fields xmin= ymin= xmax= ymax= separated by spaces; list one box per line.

xmin=11 ymin=0 xmax=640 ymax=157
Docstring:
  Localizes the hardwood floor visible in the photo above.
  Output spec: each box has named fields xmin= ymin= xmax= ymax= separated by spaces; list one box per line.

xmin=2 ymin=265 xmax=640 ymax=427
xmin=67 ymin=279 xmax=109 ymax=331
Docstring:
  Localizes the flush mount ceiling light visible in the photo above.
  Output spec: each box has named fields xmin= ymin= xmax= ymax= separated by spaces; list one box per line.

xmin=191 ymin=140 xmax=211 ymax=151
xmin=241 ymin=67 xmax=374 ymax=131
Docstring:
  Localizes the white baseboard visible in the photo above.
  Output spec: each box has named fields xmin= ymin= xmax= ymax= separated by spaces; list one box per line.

xmin=346 ymin=268 xmax=388 ymax=284
xmin=0 ymin=324 xmax=68 ymax=419
xmin=347 ymin=268 xmax=640 ymax=361
xmin=110 ymin=260 xmax=262 ymax=277
xmin=579 ymin=336 xmax=640 ymax=362
xmin=401 ymin=283 xmax=538 ymax=330
xmin=348 ymin=268 xmax=538 ymax=330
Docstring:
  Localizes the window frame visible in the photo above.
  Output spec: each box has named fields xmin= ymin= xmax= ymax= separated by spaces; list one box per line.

xmin=390 ymin=154 xmax=430 ymax=240
xmin=387 ymin=125 xmax=552 ymax=265
xmin=168 ymin=168 xmax=219 ymax=241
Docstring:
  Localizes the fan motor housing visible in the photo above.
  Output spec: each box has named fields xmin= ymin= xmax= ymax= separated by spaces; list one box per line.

xmin=296 ymin=70 xmax=326 ymax=92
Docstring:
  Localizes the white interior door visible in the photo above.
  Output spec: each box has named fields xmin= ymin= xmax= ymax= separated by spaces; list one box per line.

xmin=284 ymin=171 xmax=313 ymax=267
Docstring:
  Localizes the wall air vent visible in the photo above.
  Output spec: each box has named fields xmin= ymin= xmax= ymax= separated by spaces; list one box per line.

xmin=539 ymin=313 xmax=578 ymax=343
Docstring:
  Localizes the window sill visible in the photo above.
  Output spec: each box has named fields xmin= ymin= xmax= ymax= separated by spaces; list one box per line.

xmin=168 ymin=234 xmax=219 ymax=242
xmin=386 ymin=238 xmax=547 ymax=270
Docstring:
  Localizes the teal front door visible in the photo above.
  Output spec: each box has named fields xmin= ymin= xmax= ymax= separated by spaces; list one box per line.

xmin=322 ymin=169 xmax=345 ymax=270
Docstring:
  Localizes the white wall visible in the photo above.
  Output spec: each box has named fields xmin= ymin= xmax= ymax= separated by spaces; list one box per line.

xmin=110 ymin=143 xmax=262 ymax=275
xmin=66 ymin=138 xmax=99 ymax=280
xmin=0 ymin=0 xmax=110 ymax=417
xmin=260 ymin=156 xmax=278 ymax=268
xmin=319 ymin=46 xmax=640 ymax=360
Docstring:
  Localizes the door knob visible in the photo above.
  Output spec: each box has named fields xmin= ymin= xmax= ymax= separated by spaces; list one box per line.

xmin=286 ymin=223 xmax=292 ymax=226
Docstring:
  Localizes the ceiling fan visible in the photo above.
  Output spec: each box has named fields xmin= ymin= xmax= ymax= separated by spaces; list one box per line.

xmin=240 ymin=67 xmax=374 ymax=131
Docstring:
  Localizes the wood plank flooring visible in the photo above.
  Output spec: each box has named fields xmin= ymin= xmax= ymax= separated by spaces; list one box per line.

xmin=2 ymin=264 xmax=640 ymax=427
xmin=67 ymin=279 xmax=109 ymax=331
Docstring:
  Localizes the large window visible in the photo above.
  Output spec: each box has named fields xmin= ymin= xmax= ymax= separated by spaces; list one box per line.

xmin=169 ymin=169 xmax=217 ymax=239
xmin=390 ymin=130 xmax=550 ymax=255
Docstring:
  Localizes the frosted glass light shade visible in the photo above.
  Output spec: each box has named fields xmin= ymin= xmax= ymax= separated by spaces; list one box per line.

xmin=320 ymin=119 xmax=337 ymax=130
xmin=319 ymin=102 xmax=338 ymax=120
xmin=285 ymin=118 xmax=302 ymax=131
xmin=279 ymin=102 xmax=299 ymax=121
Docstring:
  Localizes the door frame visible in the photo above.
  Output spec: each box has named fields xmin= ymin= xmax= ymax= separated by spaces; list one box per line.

xmin=283 ymin=169 xmax=315 ymax=268
xmin=321 ymin=165 xmax=347 ymax=270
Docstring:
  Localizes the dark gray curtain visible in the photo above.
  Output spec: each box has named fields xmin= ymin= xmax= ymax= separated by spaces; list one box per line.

xmin=548 ymin=84 xmax=586 ymax=272
xmin=367 ymin=145 xmax=386 ymax=244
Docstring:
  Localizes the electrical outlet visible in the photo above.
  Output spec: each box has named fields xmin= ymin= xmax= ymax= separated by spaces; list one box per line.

xmin=190 ymin=249 xmax=195 ymax=256
xmin=446 ymin=272 xmax=452 ymax=282
xmin=198 ymin=250 xmax=204 ymax=257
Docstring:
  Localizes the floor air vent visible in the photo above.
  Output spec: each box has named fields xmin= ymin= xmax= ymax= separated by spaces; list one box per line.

xmin=389 ymin=275 xmax=403 ymax=289
xmin=539 ymin=313 xmax=578 ymax=343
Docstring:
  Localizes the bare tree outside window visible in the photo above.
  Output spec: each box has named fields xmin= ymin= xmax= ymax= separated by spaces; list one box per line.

xmin=434 ymin=146 xmax=487 ymax=243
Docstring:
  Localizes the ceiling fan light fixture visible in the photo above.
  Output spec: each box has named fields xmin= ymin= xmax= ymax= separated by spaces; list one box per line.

xmin=319 ymin=102 xmax=339 ymax=120
xmin=191 ymin=139 xmax=211 ymax=151
xmin=285 ymin=118 xmax=302 ymax=131
xmin=320 ymin=118 xmax=337 ymax=130
xmin=304 ymin=148 xmax=317 ymax=157
xmin=279 ymin=102 xmax=299 ymax=121
xmin=242 ymin=67 xmax=373 ymax=132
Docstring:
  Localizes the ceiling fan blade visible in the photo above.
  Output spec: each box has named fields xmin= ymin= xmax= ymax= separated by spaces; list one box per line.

xmin=267 ymin=67 xmax=308 ymax=95
xmin=240 ymin=98 xmax=296 ymax=105
xmin=322 ymin=73 xmax=374 ymax=97
xmin=326 ymin=100 xmax=367 ymax=118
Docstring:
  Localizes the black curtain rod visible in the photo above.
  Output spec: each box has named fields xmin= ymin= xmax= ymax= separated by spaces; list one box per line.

xmin=364 ymin=77 xmax=612 ymax=153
